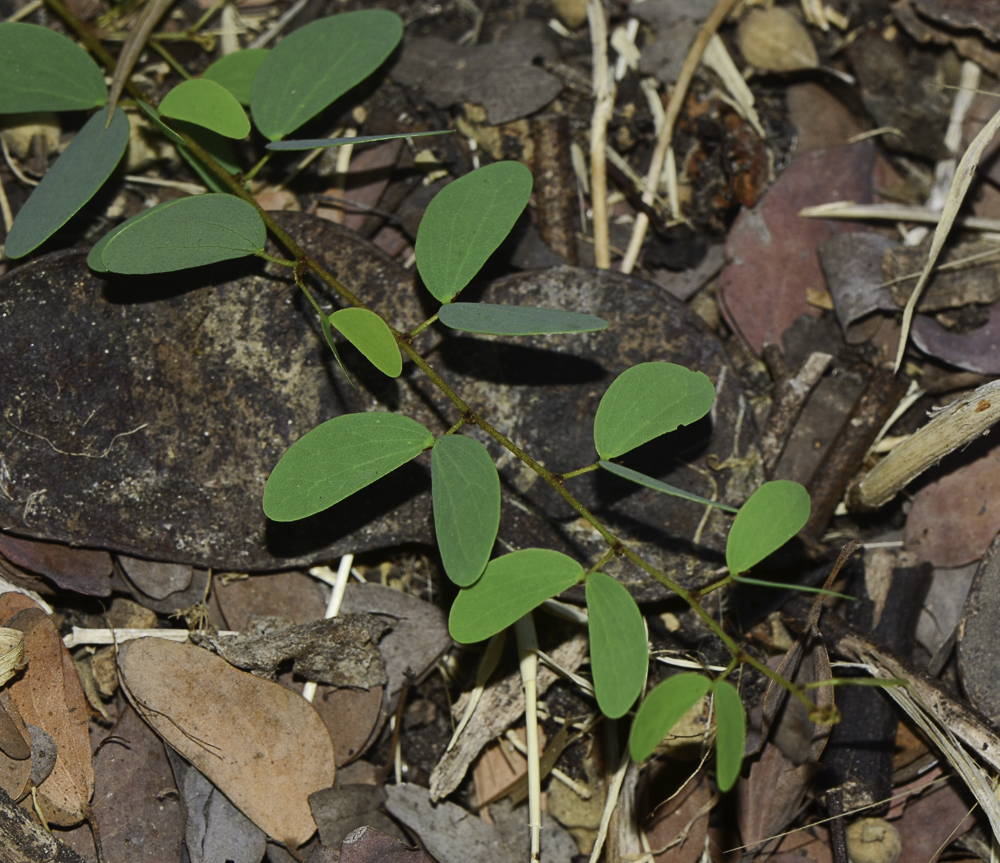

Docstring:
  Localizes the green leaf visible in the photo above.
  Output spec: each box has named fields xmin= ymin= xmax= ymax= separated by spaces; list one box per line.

xmin=159 ymin=78 xmax=251 ymax=139
xmin=250 ymin=9 xmax=403 ymax=141
xmin=598 ymin=461 xmax=739 ymax=513
xmin=593 ymin=362 xmax=715 ymax=460
xmin=93 ymin=194 xmax=266 ymax=274
xmin=328 ymin=308 xmax=402 ymax=378
xmin=586 ymin=572 xmax=647 ymax=719
xmin=202 ymin=49 xmax=269 ymax=105
xmin=0 ymin=23 xmax=107 ymax=113
xmin=438 ymin=303 xmax=609 ymax=336
xmin=449 ymin=549 xmax=583 ymax=643
xmin=432 ymin=435 xmax=501 ymax=587
xmin=726 ymin=480 xmax=810 ymax=577
xmin=266 ymin=130 xmax=452 ymax=151
xmin=6 ymin=107 xmax=129 ymax=260
xmin=263 ymin=413 xmax=433 ymax=522
xmin=629 ymin=673 xmax=712 ymax=762
xmin=415 ymin=162 xmax=533 ymax=304
xmin=711 ymin=680 xmax=746 ymax=792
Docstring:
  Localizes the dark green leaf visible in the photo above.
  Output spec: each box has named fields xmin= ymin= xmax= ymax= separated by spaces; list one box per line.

xmin=726 ymin=481 xmax=810 ymax=577
xmin=93 ymin=194 xmax=266 ymax=274
xmin=202 ymin=49 xmax=269 ymax=105
xmin=328 ymin=308 xmax=402 ymax=377
xmin=432 ymin=435 xmax=501 ymax=587
xmin=438 ymin=303 xmax=608 ymax=336
xmin=7 ymin=107 xmax=128 ymax=259
xmin=712 ymin=679 xmax=746 ymax=792
xmin=593 ymin=362 xmax=715 ymax=460
xmin=263 ymin=413 xmax=433 ymax=522
xmin=415 ymin=162 xmax=533 ymax=304
xmin=449 ymin=549 xmax=583 ymax=643
xmin=266 ymin=130 xmax=451 ymax=151
xmin=598 ymin=461 xmax=739 ymax=513
xmin=629 ymin=673 xmax=711 ymax=762
xmin=250 ymin=10 xmax=403 ymax=141
xmin=586 ymin=572 xmax=647 ymax=718
xmin=0 ymin=23 xmax=107 ymax=113
xmin=159 ymin=78 xmax=251 ymax=139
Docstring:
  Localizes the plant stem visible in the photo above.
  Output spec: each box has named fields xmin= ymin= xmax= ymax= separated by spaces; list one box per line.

xmin=244 ymin=152 xmax=274 ymax=184
xmin=256 ymin=251 xmax=297 ymax=268
xmin=561 ymin=462 xmax=600 ymax=480
xmin=410 ymin=313 xmax=439 ymax=337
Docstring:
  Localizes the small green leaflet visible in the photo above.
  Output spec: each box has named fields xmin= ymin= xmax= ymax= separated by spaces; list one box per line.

xmin=438 ymin=303 xmax=609 ymax=336
xmin=629 ymin=673 xmax=711 ymax=762
xmin=159 ymin=78 xmax=251 ymax=139
xmin=328 ymin=308 xmax=402 ymax=378
xmin=90 ymin=194 xmax=266 ymax=274
xmin=263 ymin=413 xmax=433 ymax=522
xmin=432 ymin=435 xmax=501 ymax=587
xmin=586 ymin=572 xmax=647 ymax=719
xmin=6 ymin=107 xmax=129 ymax=259
xmin=712 ymin=679 xmax=746 ymax=792
xmin=449 ymin=549 xmax=583 ymax=643
xmin=726 ymin=481 xmax=810 ymax=577
xmin=266 ymin=130 xmax=452 ymax=151
xmin=593 ymin=362 xmax=715 ymax=460
xmin=415 ymin=162 xmax=533 ymax=304
xmin=250 ymin=10 xmax=403 ymax=141
xmin=598 ymin=461 xmax=739 ymax=513
xmin=0 ymin=23 xmax=107 ymax=113
xmin=202 ymin=49 xmax=269 ymax=105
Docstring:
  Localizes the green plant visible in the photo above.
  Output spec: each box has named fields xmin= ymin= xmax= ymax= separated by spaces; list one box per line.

xmin=1 ymin=10 xmax=825 ymax=794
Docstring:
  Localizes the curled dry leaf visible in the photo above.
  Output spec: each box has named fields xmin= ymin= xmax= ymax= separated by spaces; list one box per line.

xmin=117 ymin=637 xmax=335 ymax=847
xmin=0 ymin=594 xmax=93 ymax=826
xmin=0 ymin=626 xmax=24 ymax=686
xmin=0 ymin=691 xmax=31 ymax=801
xmin=736 ymin=7 xmax=818 ymax=72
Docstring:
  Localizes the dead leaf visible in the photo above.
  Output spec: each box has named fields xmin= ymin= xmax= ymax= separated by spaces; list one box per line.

xmin=339 ymin=827 xmax=433 ymax=863
xmin=118 ymin=555 xmax=193 ymax=600
xmin=309 ymin=784 xmax=405 ymax=848
xmin=0 ymin=692 xmax=31 ymax=801
xmin=643 ymin=772 xmax=712 ymax=863
xmin=117 ymin=637 xmax=335 ymax=847
xmin=910 ymin=304 xmax=1000 ymax=374
xmin=817 ymin=233 xmax=898 ymax=342
xmin=0 ymin=534 xmax=111 ymax=597
xmin=736 ymin=8 xmax=818 ymax=72
xmin=311 ymin=684 xmax=386 ymax=768
xmin=27 ymin=724 xmax=57 ymax=788
xmin=215 ymin=572 xmax=326 ymax=632
xmin=2 ymin=603 xmax=93 ymax=826
xmin=884 ymin=241 xmax=1000 ymax=311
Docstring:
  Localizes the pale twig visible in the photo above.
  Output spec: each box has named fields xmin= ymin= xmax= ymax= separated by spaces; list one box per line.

xmin=799 ymin=201 xmax=1000 ymax=233
xmin=514 ymin=614 xmax=542 ymax=862
xmin=587 ymin=0 xmax=615 ymax=269
xmin=64 ymin=627 xmax=238 ymax=648
xmin=621 ymin=0 xmax=741 ymax=273
xmin=4 ymin=0 xmax=43 ymax=21
xmin=248 ymin=0 xmax=309 ymax=49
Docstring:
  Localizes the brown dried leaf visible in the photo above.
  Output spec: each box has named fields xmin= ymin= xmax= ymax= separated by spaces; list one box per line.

xmin=118 ymin=555 xmax=193 ymax=600
xmin=340 ymin=827 xmax=433 ymax=863
xmin=884 ymin=241 xmax=1000 ymax=312
xmin=0 ymin=534 xmax=111 ymax=597
xmin=215 ymin=572 xmax=326 ymax=631
xmin=117 ymin=637 xmax=335 ymax=847
xmin=309 ymin=784 xmax=404 ymax=848
xmin=0 ymin=692 xmax=31 ymax=801
xmin=311 ymin=684 xmax=386 ymax=767
xmin=736 ymin=7 xmax=818 ymax=72
xmin=2 ymin=605 xmax=93 ymax=826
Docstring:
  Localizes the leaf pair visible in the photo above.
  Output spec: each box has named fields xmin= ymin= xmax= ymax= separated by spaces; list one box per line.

xmin=629 ymin=672 xmax=746 ymax=792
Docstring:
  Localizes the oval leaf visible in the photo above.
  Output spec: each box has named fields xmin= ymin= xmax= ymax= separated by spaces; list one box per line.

xmin=0 ymin=23 xmax=107 ymax=113
xmin=159 ymin=78 xmax=251 ymax=139
xmin=328 ymin=308 xmax=402 ymax=378
xmin=598 ymin=461 xmax=739 ymax=513
xmin=94 ymin=194 xmax=266 ymax=274
xmin=432 ymin=435 xmax=501 ymax=587
xmin=593 ymin=362 xmax=715 ymax=460
xmin=449 ymin=549 xmax=583 ymax=643
xmin=6 ymin=107 xmax=129 ymax=259
xmin=266 ymin=129 xmax=451 ymax=151
xmin=415 ymin=162 xmax=533 ymax=304
xmin=629 ymin=673 xmax=712 ymax=763
xmin=263 ymin=413 xmax=433 ymax=522
xmin=712 ymin=679 xmax=746 ymax=792
xmin=726 ymin=480 xmax=810 ymax=577
xmin=438 ymin=303 xmax=609 ymax=336
xmin=250 ymin=10 xmax=403 ymax=141
xmin=202 ymin=49 xmax=269 ymax=105
xmin=586 ymin=572 xmax=647 ymax=719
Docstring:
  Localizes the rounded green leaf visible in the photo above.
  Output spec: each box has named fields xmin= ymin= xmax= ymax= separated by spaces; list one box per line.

xmin=0 ymin=23 xmax=107 ymax=113
xmin=432 ymin=435 xmax=501 ymax=587
xmin=593 ymin=362 xmax=715 ymax=460
xmin=629 ymin=673 xmax=712 ymax=763
xmin=159 ymin=78 xmax=251 ymax=139
xmin=94 ymin=194 xmax=266 ymax=274
xmin=712 ymin=679 xmax=746 ymax=792
xmin=438 ymin=303 xmax=608 ymax=336
xmin=6 ymin=106 xmax=129 ymax=259
xmin=263 ymin=413 xmax=433 ymax=522
xmin=586 ymin=572 xmax=647 ymax=719
xmin=328 ymin=308 xmax=402 ymax=378
xmin=250 ymin=10 xmax=403 ymax=141
xmin=726 ymin=481 xmax=810 ymax=577
xmin=449 ymin=549 xmax=583 ymax=643
xmin=202 ymin=49 xmax=269 ymax=105
xmin=415 ymin=162 xmax=533 ymax=304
